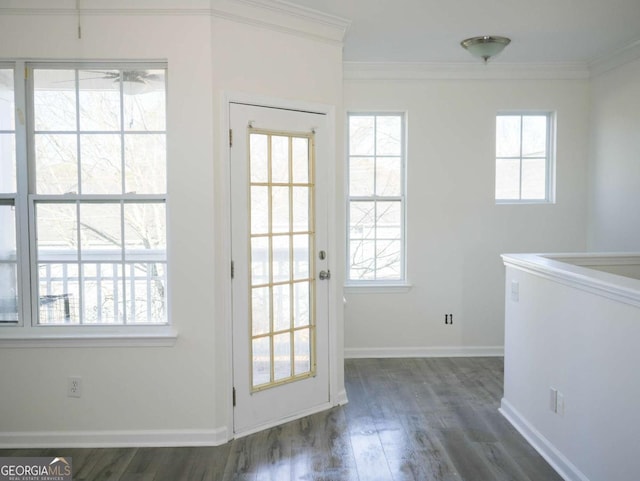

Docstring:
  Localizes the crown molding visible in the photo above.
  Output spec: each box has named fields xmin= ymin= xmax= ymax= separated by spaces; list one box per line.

xmin=343 ymin=61 xmax=590 ymax=81
xmin=589 ymin=37 xmax=640 ymax=77
xmin=0 ymin=0 xmax=350 ymax=44
xmin=211 ymin=0 xmax=350 ymax=44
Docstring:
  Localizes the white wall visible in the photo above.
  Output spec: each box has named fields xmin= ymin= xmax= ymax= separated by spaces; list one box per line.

xmin=344 ymin=76 xmax=590 ymax=356
xmin=0 ymin=2 xmax=345 ymax=446
xmin=501 ymin=255 xmax=640 ymax=481
xmin=588 ymin=58 xmax=640 ymax=251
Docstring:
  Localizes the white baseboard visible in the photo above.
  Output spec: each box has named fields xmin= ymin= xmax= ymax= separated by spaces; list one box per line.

xmin=499 ymin=398 xmax=590 ymax=481
xmin=0 ymin=427 xmax=229 ymax=449
xmin=344 ymin=346 xmax=504 ymax=359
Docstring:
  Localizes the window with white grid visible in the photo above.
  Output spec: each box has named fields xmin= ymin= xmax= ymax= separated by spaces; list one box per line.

xmin=347 ymin=113 xmax=406 ymax=283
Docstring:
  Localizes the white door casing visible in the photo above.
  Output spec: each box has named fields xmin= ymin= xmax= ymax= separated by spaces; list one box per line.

xmin=230 ymin=102 xmax=331 ymax=436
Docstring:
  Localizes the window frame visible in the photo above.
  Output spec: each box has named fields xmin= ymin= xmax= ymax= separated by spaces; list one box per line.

xmin=495 ymin=111 xmax=556 ymax=205
xmin=345 ymin=111 xmax=408 ymax=288
xmin=0 ymin=60 xmax=175 ymax=346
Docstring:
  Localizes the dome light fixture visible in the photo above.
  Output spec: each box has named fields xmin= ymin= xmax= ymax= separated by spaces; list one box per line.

xmin=461 ymin=36 xmax=511 ymax=63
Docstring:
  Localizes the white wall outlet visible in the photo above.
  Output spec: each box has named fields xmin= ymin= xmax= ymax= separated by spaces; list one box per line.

xmin=511 ymin=280 xmax=519 ymax=302
xmin=557 ymin=392 xmax=565 ymax=416
xmin=68 ymin=376 xmax=82 ymax=398
xmin=549 ymin=387 xmax=558 ymax=412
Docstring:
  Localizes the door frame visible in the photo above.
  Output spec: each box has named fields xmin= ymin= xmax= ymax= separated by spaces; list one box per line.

xmin=219 ymin=91 xmax=344 ymax=440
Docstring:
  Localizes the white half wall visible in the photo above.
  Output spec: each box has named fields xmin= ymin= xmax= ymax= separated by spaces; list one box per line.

xmin=343 ymin=76 xmax=590 ymax=354
xmin=588 ymin=58 xmax=640 ymax=251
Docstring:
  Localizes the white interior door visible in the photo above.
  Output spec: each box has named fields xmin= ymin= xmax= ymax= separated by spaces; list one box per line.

xmin=230 ymin=102 xmax=330 ymax=435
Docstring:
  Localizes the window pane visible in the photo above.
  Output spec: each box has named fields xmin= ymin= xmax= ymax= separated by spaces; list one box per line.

xmin=349 ymin=116 xmax=374 ymax=155
xmin=376 ymin=240 xmax=401 ymax=279
xmin=496 ymin=116 xmax=521 ymax=157
xmin=0 ymin=134 xmax=15 ymax=194
xmin=272 ymin=186 xmax=290 ymax=233
xmin=251 ymin=236 xmax=269 ymax=286
xmin=80 ymin=134 xmax=122 ymax=194
xmin=123 ymin=69 xmax=166 ymax=131
xmin=350 ymin=201 xmax=375 ymax=240
xmin=349 ymin=157 xmax=374 ymax=197
xmin=35 ymin=133 xmax=78 ymax=194
xmin=272 ymin=235 xmax=290 ymax=283
xmin=124 ymin=134 xmax=166 ymax=194
xmin=376 ymin=157 xmax=401 ymax=196
xmin=80 ymin=203 xmax=122 ymax=261
xmin=271 ymin=135 xmax=289 ymax=183
xmin=0 ymin=69 xmax=15 ymax=130
xmin=125 ymin=262 xmax=166 ymax=323
xmin=376 ymin=116 xmax=401 ymax=155
xmin=522 ymin=116 xmax=547 ymax=157
xmin=78 ymin=69 xmax=121 ymax=131
xmin=82 ymin=263 xmax=123 ymax=324
xmin=251 ymin=186 xmax=269 ymax=235
xmin=377 ymin=201 xmax=402 ymax=240
xmin=294 ymin=328 xmax=311 ymax=375
xmin=252 ymin=286 xmax=270 ymax=336
xmin=349 ymin=239 xmax=375 ymax=280
xmin=292 ymin=137 xmax=309 ymax=183
xmin=292 ymin=186 xmax=309 ymax=232
xmin=250 ymin=133 xmax=268 ymax=183
xmin=293 ymin=281 xmax=310 ymax=327
xmin=0 ymin=69 xmax=16 ymax=194
xmin=292 ymin=234 xmax=309 ymax=280
xmin=0 ymin=204 xmax=17 ymax=323
xmin=124 ymin=202 xmax=166 ymax=261
xmin=38 ymin=263 xmax=79 ymax=324
xmin=273 ymin=332 xmax=292 ymax=381
xmin=252 ymin=336 xmax=271 ymax=387
xmin=496 ymin=158 xmax=520 ymax=200
xmin=522 ymin=158 xmax=546 ymax=199
xmin=34 ymin=70 xmax=77 ymax=131
xmin=0 ymin=263 xmax=18 ymax=322
xmin=273 ymin=283 xmax=291 ymax=332
xmin=0 ymin=204 xmax=16 ymax=259
xmin=36 ymin=203 xmax=78 ymax=261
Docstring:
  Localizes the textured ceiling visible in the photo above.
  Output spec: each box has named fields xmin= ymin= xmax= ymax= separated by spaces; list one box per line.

xmin=287 ymin=0 xmax=640 ymax=64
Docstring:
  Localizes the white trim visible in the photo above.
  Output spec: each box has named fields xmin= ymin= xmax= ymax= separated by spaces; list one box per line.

xmin=335 ymin=388 xmax=348 ymax=406
xmin=0 ymin=427 xmax=228 ymax=449
xmin=344 ymin=346 xmax=504 ymax=359
xmin=222 ymin=91 xmax=342 ymax=438
xmin=499 ymin=398 xmax=590 ymax=481
xmin=589 ymin=37 xmax=640 ymax=77
xmin=502 ymin=253 xmax=640 ymax=308
xmin=0 ymin=329 xmax=178 ymax=348
xmin=343 ymin=61 xmax=590 ymax=81
xmin=344 ymin=283 xmax=412 ymax=294
xmin=233 ymin=401 xmax=333 ymax=438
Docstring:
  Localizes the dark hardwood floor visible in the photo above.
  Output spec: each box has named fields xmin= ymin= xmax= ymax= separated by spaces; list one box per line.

xmin=0 ymin=357 xmax=562 ymax=480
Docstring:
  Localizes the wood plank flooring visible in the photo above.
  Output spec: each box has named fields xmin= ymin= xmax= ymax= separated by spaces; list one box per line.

xmin=0 ymin=357 xmax=562 ymax=480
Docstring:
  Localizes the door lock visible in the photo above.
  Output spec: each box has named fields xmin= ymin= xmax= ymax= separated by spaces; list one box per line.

xmin=319 ymin=270 xmax=331 ymax=280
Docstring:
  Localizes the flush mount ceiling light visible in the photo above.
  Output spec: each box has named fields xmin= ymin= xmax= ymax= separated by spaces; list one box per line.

xmin=461 ymin=36 xmax=511 ymax=63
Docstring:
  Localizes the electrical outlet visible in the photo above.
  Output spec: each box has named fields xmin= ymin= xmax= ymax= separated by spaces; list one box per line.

xmin=68 ymin=376 xmax=82 ymax=398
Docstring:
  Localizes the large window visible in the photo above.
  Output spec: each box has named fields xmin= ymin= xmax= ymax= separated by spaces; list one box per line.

xmin=347 ymin=113 xmax=406 ymax=283
xmin=1 ymin=62 xmax=168 ymax=328
xmin=495 ymin=112 xmax=555 ymax=203
xmin=0 ymin=67 xmax=17 ymax=323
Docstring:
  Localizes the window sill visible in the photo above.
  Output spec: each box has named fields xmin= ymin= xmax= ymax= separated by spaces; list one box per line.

xmin=344 ymin=283 xmax=413 ymax=294
xmin=0 ymin=327 xmax=178 ymax=348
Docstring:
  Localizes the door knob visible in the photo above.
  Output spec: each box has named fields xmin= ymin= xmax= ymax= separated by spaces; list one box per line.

xmin=319 ymin=270 xmax=331 ymax=280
